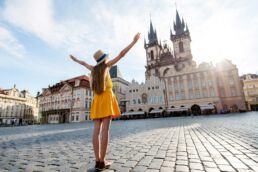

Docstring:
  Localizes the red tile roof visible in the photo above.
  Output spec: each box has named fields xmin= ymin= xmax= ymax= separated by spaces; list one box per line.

xmin=41 ymin=75 xmax=91 ymax=95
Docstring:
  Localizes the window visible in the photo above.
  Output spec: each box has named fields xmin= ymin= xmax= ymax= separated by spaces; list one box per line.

xmin=188 ymin=81 xmax=193 ymax=89
xmin=195 ymin=91 xmax=201 ymax=99
xmin=180 ymin=82 xmax=184 ymax=90
xmin=202 ymin=89 xmax=208 ymax=98
xmin=72 ymin=115 xmax=74 ymax=121
xmin=179 ymin=41 xmax=184 ymax=52
xmin=230 ymin=87 xmax=237 ymax=96
xmin=150 ymin=50 xmax=154 ymax=60
xmin=181 ymin=92 xmax=185 ymax=100
xmin=210 ymin=88 xmax=215 ymax=97
xmin=189 ymin=91 xmax=194 ymax=99
xmin=76 ymin=115 xmax=79 ymax=121
xmin=194 ymin=80 xmax=199 ymax=89
xmin=220 ymin=88 xmax=225 ymax=97
xmin=175 ymin=92 xmax=180 ymax=100
xmin=85 ymin=99 xmax=88 ymax=109
xmin=201 ymin=80 xmax=206 ymax=88
xmin=159 ymin=96 xmax=164 ymax=103
xmin=207 ymin=79 xmax=212 ymax=87
xmin=169 ymin=92 xmax=174 ymax=101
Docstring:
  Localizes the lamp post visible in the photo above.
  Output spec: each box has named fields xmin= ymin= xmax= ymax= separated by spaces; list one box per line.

xmin=160 ymin=68 xmax=170 ymax=111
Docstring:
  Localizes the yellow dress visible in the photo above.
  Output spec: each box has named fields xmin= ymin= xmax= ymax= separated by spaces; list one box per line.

xmin=90 ymin=72 xmax=121 ymax=120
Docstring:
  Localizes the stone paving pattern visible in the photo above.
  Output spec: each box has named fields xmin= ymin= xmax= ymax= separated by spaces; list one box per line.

xmin=0 ymin=112 xmax=258 ymax=172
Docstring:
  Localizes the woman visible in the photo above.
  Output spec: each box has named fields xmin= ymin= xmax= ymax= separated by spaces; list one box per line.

xmin=69 ymin=32 xmax=140 ymax=170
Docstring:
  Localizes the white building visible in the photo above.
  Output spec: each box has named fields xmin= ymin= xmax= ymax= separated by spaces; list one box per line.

xmin=0 ymin=85 xmax=38 ymax=125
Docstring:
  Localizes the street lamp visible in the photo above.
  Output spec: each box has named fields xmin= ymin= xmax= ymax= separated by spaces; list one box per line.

xmin=160 ymin=68 xmax=170 ymax=110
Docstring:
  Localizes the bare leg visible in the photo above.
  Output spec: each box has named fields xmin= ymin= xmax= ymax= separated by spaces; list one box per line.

xmin=100 ymin=116 xmax=112 ymax=162
xmin=92 ymin=119 xmax=102 ymax=161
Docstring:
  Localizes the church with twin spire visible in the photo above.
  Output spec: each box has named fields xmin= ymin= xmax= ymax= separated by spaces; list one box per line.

xmin=144 ymin=10 xmax=194 ymax=80
xmin=125 ymin=9 xmax=246 ymax=117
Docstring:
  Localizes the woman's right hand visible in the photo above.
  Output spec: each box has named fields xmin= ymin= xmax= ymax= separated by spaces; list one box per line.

xmin=133 ymin=32 xmax=141 ymax=43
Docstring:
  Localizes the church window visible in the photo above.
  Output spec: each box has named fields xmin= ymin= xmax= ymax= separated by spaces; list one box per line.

xmin=150 ymin=50 xmax=154 ymax=60
xmin=179 ymin=41 xmax=184 ymax=52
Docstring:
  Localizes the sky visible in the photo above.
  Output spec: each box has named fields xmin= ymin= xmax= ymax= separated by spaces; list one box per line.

xmin=0 ymin=0 xmax=258 ymax=96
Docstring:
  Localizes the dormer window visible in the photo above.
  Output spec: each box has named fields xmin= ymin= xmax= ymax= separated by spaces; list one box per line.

xmin=75 ymin=79 xmax=80 ymax=87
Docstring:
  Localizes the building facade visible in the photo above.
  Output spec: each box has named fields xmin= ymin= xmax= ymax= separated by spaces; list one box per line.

xmin=241 ymin=74 xmax=258 ymax=111
xmin=0 ymin=85 xmax=38 ymax=125
xmin=109 ymin=65 xmax=129 ymax=113
xmin=126 ymin=10 xmax=246 ymax=115
xmin=38 ymin=75 xmax=93 ymax=124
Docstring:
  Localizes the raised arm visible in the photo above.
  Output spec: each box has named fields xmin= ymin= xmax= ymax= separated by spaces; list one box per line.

xmin=69 ymin=55 xmax=93 ymax=71
xmin=107 ymin=32 xmax=140 ymax=67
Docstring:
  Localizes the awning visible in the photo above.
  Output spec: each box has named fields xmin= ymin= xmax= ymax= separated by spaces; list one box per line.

xmin=200 ymin=105 xmax=214 ymax=110
xmin=149 ymin=109 xmax=164 ymax=114
xmin=167 ymin=107 xmax=189 ymax=112
xmin=122 ymin=111 xmax=145 ymax=116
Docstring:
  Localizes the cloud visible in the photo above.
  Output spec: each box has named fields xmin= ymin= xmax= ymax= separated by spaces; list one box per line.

xmin=2 ymin=0 xmax=91 ymax=56
xmin=0 ymin=26 xmax=25 ymax=59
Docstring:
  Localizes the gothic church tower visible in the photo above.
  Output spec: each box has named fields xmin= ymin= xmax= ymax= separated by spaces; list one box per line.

xmin=144 ymin=20 xmax=162 ymax=80
xmin=170 ymin=10 xmax=192 ymax=61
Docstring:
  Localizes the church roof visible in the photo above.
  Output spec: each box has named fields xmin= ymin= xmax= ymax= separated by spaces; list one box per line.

xmin=172 ymin=10 xmax=188 ymax=36
xmin=147 ymin=20 xmax=158 ymax=45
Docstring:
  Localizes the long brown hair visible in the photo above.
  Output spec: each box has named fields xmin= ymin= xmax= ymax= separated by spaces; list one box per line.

xmin=91 ymin=62 xmax=107 ymax=94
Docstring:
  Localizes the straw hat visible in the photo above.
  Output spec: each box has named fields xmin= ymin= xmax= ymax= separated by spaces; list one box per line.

xmin=93 ymin=50 xmax=108 ymax=65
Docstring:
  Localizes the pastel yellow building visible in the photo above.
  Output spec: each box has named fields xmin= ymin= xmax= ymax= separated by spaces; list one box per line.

xmin=241 ymin=74 xmax=258 ymax=111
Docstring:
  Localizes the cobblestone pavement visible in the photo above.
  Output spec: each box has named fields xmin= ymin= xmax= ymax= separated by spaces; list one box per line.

xmin=1 ymin=112 xmax=258 ymax=172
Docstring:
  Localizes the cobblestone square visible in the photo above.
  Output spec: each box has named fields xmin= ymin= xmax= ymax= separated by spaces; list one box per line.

xmin=0 ymin=112 xmax=258 ymax=172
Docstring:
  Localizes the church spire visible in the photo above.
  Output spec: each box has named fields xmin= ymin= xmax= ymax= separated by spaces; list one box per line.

xmin=172 ymin=9 xmax=188 ymax=36
xmin=148 ymin=19 xmax=158 ymax=45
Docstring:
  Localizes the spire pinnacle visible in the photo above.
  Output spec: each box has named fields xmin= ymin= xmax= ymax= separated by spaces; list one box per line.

xmin=147 ymin=19 xmax=158 ymax=45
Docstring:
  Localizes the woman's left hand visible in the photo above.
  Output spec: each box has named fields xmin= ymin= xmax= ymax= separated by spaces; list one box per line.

xmin=133 ymin=32 xmax=141 ymax=43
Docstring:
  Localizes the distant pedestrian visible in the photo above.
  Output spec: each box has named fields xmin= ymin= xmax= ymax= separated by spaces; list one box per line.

xmin=69 ymin=33 xmax=140 ymax=170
